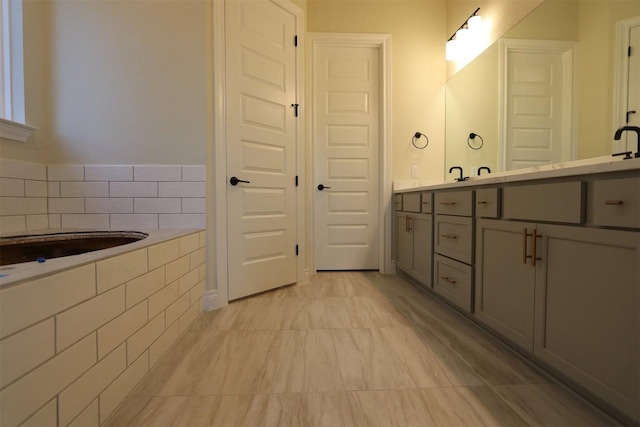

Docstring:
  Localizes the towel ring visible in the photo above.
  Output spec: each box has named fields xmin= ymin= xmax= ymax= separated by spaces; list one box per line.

xmin=412 ymin=132 xmax=429 ymax=149
xmin=467 ymin=133 xmax=484 ymax=150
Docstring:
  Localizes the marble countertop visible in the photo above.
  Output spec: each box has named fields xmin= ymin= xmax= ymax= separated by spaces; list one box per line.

xmin=394 ymin=156 xmax=640 ymax=193
xmin=0 ymin=228 xmax=204 ymax=288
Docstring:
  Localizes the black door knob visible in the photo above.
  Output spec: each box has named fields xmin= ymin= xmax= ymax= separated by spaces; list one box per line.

xmin=230 ymin=176 xmax=250 ymax=186
xmin=317 ymin=184 xmax=332 ymax=191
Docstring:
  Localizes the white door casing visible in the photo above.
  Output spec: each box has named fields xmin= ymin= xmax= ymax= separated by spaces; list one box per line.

xmin=614 ymin=16 xmax=640 ymax=153
xmin=307 ymin=33 xmax=392 ymax=274
xmin=212 ymin=0 xmax=305 ymax=305
xmin=499 ymin=39 xmax=576 ymax=171
xmin=313 ymin=45 xmax=380 ymax=270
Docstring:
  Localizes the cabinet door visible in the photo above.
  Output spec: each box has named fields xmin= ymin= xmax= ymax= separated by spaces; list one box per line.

xmin=475 ymin=219 xmax=536 ymax=352
xmin=412 ymin=214 xmax=432 ymax=287
xmin=395 ymin=212 xmax=412 ymax=272
xmin=535 ymin=225 xmax=640 ymax=421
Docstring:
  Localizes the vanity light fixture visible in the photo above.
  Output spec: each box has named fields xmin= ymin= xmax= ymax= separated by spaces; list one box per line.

xmin=446 ymin=8 xmax=481 ymax=62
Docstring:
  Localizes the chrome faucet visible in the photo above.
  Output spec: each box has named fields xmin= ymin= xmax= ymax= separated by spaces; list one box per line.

xmin=613 ymin=126 xmax=640 ymax=158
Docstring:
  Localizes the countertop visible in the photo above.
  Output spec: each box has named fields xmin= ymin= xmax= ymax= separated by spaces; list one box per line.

xmin=394 ymin=156 xmax=640 ymax=193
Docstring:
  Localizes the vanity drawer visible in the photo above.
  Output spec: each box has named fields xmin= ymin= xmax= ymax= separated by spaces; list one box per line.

xmin=421 ymin=192 xmax=433 ymax=213
xmin=435 ymin=215 xmax=473 ymax=264
xmin=433 ymin=254 xmax=473 ymax=313
xmin=435 ymin=190 xmax=473 ymax=216
xmin=403 ymin=192 xmax=422 ymax=213
xmin=590 ymin=176 xmax=640 ymax=229
xmin=394 ymin=194 xmax=403 ymax=211
xmin=475 ymin=188 xmax=500 ymax=218
xmin=503 ymin=181 xmax=584 ymax=224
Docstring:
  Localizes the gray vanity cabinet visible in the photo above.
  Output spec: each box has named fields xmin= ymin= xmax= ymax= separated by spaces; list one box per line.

xmin=475 ymin=219 xmax=536 ymax=351
xmin=476 ymin=218 xmax=640 ymax=421
xmin=395 ymin=193 xmax=433 ymax=287
xmin=534 ymin=224 xmax=639 ymax=422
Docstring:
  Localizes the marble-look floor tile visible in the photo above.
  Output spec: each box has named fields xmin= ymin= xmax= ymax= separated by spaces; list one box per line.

xmin=132 ymin=330 xmax=227 ymax=396
xmin=107 ymin=271 xmax=620 ymax=427
xmin=252 ymin=329 xmax=343 ymax=393
xmin=419 ymin=386 xmax=529 ymax=426
xmin=331 ymin=328 xmax=415 ymax=390
xmin=380 ymin=326 xmax=484 ymax=388
xmin=427 ymin=315 xmax=549 ymax=386
xmin=190 ymin=297 xmax=264 ymax=331
xmin=493 ymin=383 xmax=621 ymax=426
xmin=195 ymin=330 xmax=277 ymax=395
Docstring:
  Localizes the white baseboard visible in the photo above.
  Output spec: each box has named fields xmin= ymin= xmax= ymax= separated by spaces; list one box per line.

xmin=203 ymin=289 xmax=224 ymax=311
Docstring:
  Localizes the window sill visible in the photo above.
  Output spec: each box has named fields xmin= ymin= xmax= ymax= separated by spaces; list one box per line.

xmin=0 ymin=118 xmax=37 ymax=143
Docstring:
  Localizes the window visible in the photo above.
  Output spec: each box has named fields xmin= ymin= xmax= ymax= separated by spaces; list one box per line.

xmin=0 ymin=0 xmax=36 ymax=142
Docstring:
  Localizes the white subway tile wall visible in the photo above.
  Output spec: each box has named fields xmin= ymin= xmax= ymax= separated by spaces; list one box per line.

xmin=0 ymin=159 xmax=206 ymax=233
xmin=0 ymin=230 xmax=206 ymax=427
xmin=0 ymin=160 xmax=48 ymax=234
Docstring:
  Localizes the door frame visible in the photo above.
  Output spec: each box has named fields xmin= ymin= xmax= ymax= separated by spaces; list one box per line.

xmin=613 ymin=15 xmax=640 ymax=153
xmin=498 ymin=38 xmax=578 ymax=171
xmin=307 ymin=33 xmax=392 ymax=275
xmin=208 ymin=0 xmax=306 ymax=310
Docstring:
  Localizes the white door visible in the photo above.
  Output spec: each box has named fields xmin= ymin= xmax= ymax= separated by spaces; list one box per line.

xmin=313 ymin=45 xmax=379 ymax=270
xmin=624 ymin=24 xmax=640 ymax=148
xmin=505 ymin=48 xmax=573 ymax=170
xmin=225 ymin=0 xmax=298 ymax=300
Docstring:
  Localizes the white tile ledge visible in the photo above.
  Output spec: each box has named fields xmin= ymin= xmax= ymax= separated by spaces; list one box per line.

xmin=395 ymin=156 xmax=640 ymax=193
xmin=0 ymin=118 xmax=37 ymax=143
xmin=0 ymin=228 xmax=204 ymax=288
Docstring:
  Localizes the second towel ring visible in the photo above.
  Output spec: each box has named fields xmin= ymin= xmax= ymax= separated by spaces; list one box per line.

xmin=467 ymin=133 xmax=484 ymax=150
xmin=412 ymin=132 xmax=429 ymax=149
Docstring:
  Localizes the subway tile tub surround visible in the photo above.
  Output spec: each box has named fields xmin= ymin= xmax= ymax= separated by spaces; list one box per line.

xmin=0 ymin=159 xmax=205 ymax=234
xmin=0 ymin=229 xmax=206 ymax=426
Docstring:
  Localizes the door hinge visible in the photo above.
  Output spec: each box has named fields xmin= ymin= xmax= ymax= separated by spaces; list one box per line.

xmin=295 ymin=35 xmax=298 ymax=46
xmin=629 ymin=46 xmax=632 ymax=57
xmin=295 ymin=175 xmax=299 ymax=187
xmin=295 ymin=244 xmax=299 ymax=256
xmin=291 ymin=103 xmax=299 ymax=117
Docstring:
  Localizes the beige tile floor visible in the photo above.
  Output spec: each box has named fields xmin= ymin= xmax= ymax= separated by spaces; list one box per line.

xmin=106 ymin=272 xmax=621 ymax=427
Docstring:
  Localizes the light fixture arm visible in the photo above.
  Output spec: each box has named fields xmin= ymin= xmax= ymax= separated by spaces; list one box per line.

xmin=447 ymin=7 xmax=481 ymax=42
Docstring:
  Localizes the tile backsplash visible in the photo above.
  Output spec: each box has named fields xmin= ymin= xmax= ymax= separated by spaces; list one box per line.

xmin=0 ymin=159 xmax=206 ymax=234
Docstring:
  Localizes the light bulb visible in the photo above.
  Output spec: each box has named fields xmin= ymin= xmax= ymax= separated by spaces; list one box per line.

xmin=446 ymin=39 xmax=458 ymax=61
xmin=468 ymin=15 xmax=482 ymax=33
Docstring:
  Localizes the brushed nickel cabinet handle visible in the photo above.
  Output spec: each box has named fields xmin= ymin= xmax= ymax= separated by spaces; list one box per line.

xmin=441 ymin=234 xmax=457 ymax=240
xmin=605 ymin=200 xmax=624 ymax=205
xmin=440 ymin=276 xmax=457 ymax=285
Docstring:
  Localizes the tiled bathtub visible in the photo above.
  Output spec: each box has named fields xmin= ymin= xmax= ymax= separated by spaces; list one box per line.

xmin=0 ymin=229 xmax=206 ymax=426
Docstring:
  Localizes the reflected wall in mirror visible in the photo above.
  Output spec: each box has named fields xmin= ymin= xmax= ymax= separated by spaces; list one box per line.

xmin=445 ymin=0 xmax=640 ymax=181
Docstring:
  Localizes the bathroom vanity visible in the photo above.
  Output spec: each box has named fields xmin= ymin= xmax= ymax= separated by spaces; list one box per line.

xmin=393 ymin=157 xmax=640 ymax=424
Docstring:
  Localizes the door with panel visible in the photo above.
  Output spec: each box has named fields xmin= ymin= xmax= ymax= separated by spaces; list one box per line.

xmin=314 ymin=44 xmax=380 ymax=270
xmin=225 ymin=0 xmax=299 ymax=299
xmin=475 ymin=218 xmax=536 ymax=352
xmin=534 ymin=224 xmax=640 ymax=422
xmin=505 ymin=45 xmax=574 ymax=170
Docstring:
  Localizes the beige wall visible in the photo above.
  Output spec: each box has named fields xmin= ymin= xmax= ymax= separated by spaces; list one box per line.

xmin=446 ymin=0 xmax=543 ymax=78
xmin=1 ymin=0 xmax=211 ymax=165
xmin=308 ymin=0 xmax=447 ymax=183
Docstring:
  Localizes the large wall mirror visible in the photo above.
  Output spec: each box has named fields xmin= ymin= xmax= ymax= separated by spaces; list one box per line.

xmin=444 ymin=0 xmax=640 ymax=181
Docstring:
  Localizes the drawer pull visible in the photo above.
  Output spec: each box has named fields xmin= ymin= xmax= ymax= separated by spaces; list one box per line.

xmin=440 ymin=276 xmax=457 ymax=285
xmin=422 ymin=201 xmax=430 ymax=205
xmin=441 ymin=234 xmax=457 ymax=240
xmin=477 ymin=201 xmax=488 ymax=205
xmin=604 ymin=200 xmax=624 ymax=205
xmin=523 ymin=227 xmax=542 ymax=267
xmin=440 ymin=201 xmax=457 ymax=206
